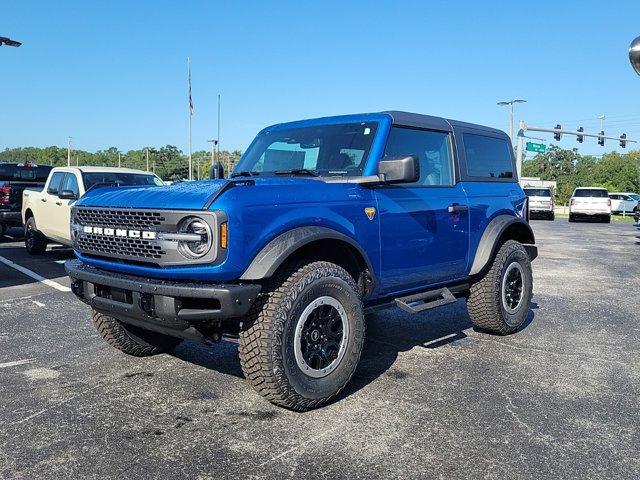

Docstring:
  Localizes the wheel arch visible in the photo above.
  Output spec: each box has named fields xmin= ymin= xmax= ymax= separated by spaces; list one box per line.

xmin=469 ymin=215 xmax=536 ymax=276
xmin=23 ymin=208 xmax=34 ymax=222
xmin=239 ymin=226 xmax=376 ymax=296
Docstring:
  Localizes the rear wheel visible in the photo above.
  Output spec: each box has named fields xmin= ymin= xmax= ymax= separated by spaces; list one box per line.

xmin=239 ymin=261 xmax=364 ymax=411
xmin=92 ymin=310 xmax=182 ymax=356
xmin=467 ymin=240 xmax=533 ymax=335
xmin=603 ymin=215 xmax=611 ymax=223
xmin=548 ymin=212 xmax=555 ymax=221
xmin=24 ymin=217 xmax=47 ymax=255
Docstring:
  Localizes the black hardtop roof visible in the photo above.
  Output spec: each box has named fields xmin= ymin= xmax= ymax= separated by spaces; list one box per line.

xmin=384 ymin=111 xmax=506 ymax=136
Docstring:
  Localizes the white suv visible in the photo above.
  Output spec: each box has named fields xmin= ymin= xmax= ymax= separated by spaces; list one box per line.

xmin=524 ymin=187 xmax=555 ymax=220
xmin=609 ymin=192 xmax=639 ymax=215
xmin=569 ymin=187 xmax=611 ymax=223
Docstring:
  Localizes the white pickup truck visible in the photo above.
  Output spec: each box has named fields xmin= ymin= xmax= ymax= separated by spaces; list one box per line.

xmin=22 ymin=166 xmax=163 ymax=254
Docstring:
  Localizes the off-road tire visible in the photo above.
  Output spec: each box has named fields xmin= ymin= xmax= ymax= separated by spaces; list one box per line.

xmin=568 ymin=214 xmax=576 ymax=222
xmin=92 ymin=310 xmax=182 ymax=356
xmin=24 ymin=217 xmax=47 ymax=255
xmin=238 ymin=261 xmax=365 ymax=411
xmin=602 ymin=215 xmax=611 ymax=224
xmin=548 ymin=212 xmax=555 ymax=221
xmin=467 ymin=240 xmax=533 ymax=335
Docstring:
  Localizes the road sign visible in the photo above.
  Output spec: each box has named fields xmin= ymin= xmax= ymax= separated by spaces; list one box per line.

xmin=526 ymin=142 xmax=546 ymax=153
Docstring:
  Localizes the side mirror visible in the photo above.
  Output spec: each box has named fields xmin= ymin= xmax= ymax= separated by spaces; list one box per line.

xmin=209 ymin=161 xmax=225 ymax=180
xmin=378 ymin=155 xmax=420 ymax=184
xmin=58 ymin=190 xmax=78 ymax=200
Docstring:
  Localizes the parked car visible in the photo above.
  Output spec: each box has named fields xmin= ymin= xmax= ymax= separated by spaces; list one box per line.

xmin=22 ymin=166 xmax=163 ymax=253
xmin=65 ymin=111 xmax=538 ymax=411
xmin=524 ymin=187 xmax=554 ymax=220
xmin=0 ymin=162 xmax=52 ymax=235
xmin=569 ymin=187 xmax=611 ymax=223
xmin=609 ymin=192 xmax=639 ymax=214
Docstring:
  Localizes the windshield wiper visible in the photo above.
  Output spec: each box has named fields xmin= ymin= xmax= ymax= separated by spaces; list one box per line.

xmin=230 ymin=171 xmax=260 ymax=178
xmin=274 ymin=169 xmax=319 ymax=177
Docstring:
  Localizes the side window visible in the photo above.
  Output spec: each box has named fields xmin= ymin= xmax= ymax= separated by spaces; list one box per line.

xmin=60 ymin=173 xmax=79 ymax=197
xmin=383 ymin=127 xmax=454 ymax=186
xmin=47 ymin=172 xmax=65 ymax=195
xmin=463 ymin=133 xmax=514 ymax=179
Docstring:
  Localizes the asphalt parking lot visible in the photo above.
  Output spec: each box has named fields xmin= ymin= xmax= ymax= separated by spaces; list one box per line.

xmin=1 ymin=220 xmax=638 ymax=479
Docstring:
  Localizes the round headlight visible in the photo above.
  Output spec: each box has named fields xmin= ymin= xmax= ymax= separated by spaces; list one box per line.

xmin=177 ymin=216 xmax=212 ymax=259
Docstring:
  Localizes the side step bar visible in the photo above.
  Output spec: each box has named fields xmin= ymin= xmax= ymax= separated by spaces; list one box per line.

xmin=395 ymin=286 xmax=462 ymax=314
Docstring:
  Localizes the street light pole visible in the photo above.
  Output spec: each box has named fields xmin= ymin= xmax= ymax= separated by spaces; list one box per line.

xmin=67 ymin=137 xmax=72 ymax=167
xmin=146 ymin=147 xmax=150 ymax=172
xmin=597 ymin=114 xmax=606 ymax=132
xmin=497 ymin=99 xmax=527 ymax=143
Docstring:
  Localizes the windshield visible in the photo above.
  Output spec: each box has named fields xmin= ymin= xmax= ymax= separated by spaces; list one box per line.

xmin=83 ymin=172 xmax=163 ymax=191
xmin=234 ymin=122 xmax=378 ymax=177
xmin=524 ymin=188 xmax=551 ymax=197
xmin=574 ymin=189 xmax=609 ymax=197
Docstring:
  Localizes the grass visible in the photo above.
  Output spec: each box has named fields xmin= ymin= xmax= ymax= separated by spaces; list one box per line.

xmin=553 ymin=213 xmax=637 ymax=223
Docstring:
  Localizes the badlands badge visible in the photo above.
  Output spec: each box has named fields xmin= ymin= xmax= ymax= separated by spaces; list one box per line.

xmin=364 ymin=207 xmax=376 ymax=220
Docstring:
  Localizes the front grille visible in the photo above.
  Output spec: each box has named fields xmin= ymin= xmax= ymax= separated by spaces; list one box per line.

xmin=77 ymin=234 xmax=166 ymax=260
xmin=75 ymin=208 xmax=165 ymax=230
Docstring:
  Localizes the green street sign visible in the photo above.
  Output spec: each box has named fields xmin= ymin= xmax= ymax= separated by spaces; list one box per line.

xmin=526 ymin=142 xmax=547 ymax=153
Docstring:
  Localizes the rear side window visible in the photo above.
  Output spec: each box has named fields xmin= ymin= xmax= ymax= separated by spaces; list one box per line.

xmin=574 ymin=189 xmax=608 ymax=197
xmin=463 ymin=134 xmax=513 ymax=179
xmin=47 ymin=172 xmax=65 ymax=194
xmin=383 ymin=127 xmax=454 ymax=186
xmin=524 ymin=188 xmax=551 ymax=197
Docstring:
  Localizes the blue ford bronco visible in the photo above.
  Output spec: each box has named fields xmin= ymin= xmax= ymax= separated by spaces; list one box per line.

xmin=66 ymin=111 xmax=537 ymax=411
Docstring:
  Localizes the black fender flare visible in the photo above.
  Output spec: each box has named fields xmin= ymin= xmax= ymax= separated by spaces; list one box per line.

xmin=239 ymin=226 xmax=375 ymax=282
xmin=469 ymin=215 xmax=537 ymax=276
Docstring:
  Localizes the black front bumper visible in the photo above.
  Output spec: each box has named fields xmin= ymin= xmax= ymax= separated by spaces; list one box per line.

xmin=65 ymin=259 xmax=261 ymax=342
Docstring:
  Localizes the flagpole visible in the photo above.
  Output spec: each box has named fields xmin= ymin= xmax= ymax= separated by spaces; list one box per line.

xmin=188 ymin=57 xmax=193 ymax=181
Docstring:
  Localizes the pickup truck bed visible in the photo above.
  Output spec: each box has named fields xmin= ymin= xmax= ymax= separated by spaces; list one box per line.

xmin=0 ymin=162 xmax=52 ymax=233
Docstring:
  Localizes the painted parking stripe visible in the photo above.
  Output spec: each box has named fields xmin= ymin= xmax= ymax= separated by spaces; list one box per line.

xmin=0 ymin=255 xmax=71 ymax=292
xmin=0 ymin=359 xmax=35 ymax=369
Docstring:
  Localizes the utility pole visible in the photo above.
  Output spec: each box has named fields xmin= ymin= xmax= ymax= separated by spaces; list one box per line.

xmin=146 ymin=147 xmax=150 ymax=172
xmin=67 ymin=137 xmax=72 ymax=167
xmin=187 ymin=57 xmax=193 ymax=181
xmin=118 ymin=151 xmax=121 ymax=168
xmin=497 ymin=99 xmax=527 ymax=143
xmin=217 ymin=94 xmax=222 ymax=172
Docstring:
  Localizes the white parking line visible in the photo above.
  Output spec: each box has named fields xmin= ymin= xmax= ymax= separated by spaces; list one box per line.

xmin=0 ymin=255 xmax=71 ymax=292
xmin=0 ymin=359 xmax=35 ymax=369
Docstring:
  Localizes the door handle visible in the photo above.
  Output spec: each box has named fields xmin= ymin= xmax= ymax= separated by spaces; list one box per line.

xmin=41 ymin=198 xmax=47 ymax=202
xmin=447 ymin=203 xmax=469 ymax=214
xmin=55 ymin=201 xmax=62 ymax=206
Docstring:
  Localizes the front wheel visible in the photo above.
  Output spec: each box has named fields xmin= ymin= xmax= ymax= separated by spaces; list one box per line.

xmin=24 ymin=217 xmax=47 ymax=255
xmin=467 ymin=240 xmax=533 ymax=335
xmin=239 ymin=261 xmax=364 ymax=411
xmin=92 ymin=310 xmax=182 ymax=356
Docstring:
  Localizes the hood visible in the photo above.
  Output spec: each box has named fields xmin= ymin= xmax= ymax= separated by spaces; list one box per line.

xmin=76 ymin=176 xmax=331 ymax=210
xmin=78 ymin=180 xmax=229 ymax=210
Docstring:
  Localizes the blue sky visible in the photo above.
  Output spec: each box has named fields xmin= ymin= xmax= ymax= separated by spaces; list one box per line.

xmin=2 ymin=0 xmax=640 ymax=156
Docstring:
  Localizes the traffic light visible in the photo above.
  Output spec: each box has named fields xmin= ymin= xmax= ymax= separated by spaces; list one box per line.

xmin=598 ymin=131 xmax=605 ymax=146
xmin=576 ymin=127 xmax=584 ymax=143
xmin=553 ymin=124 xmax=562 ymax=141
xmin=620 ymin=133 xmax=627 ymax=148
